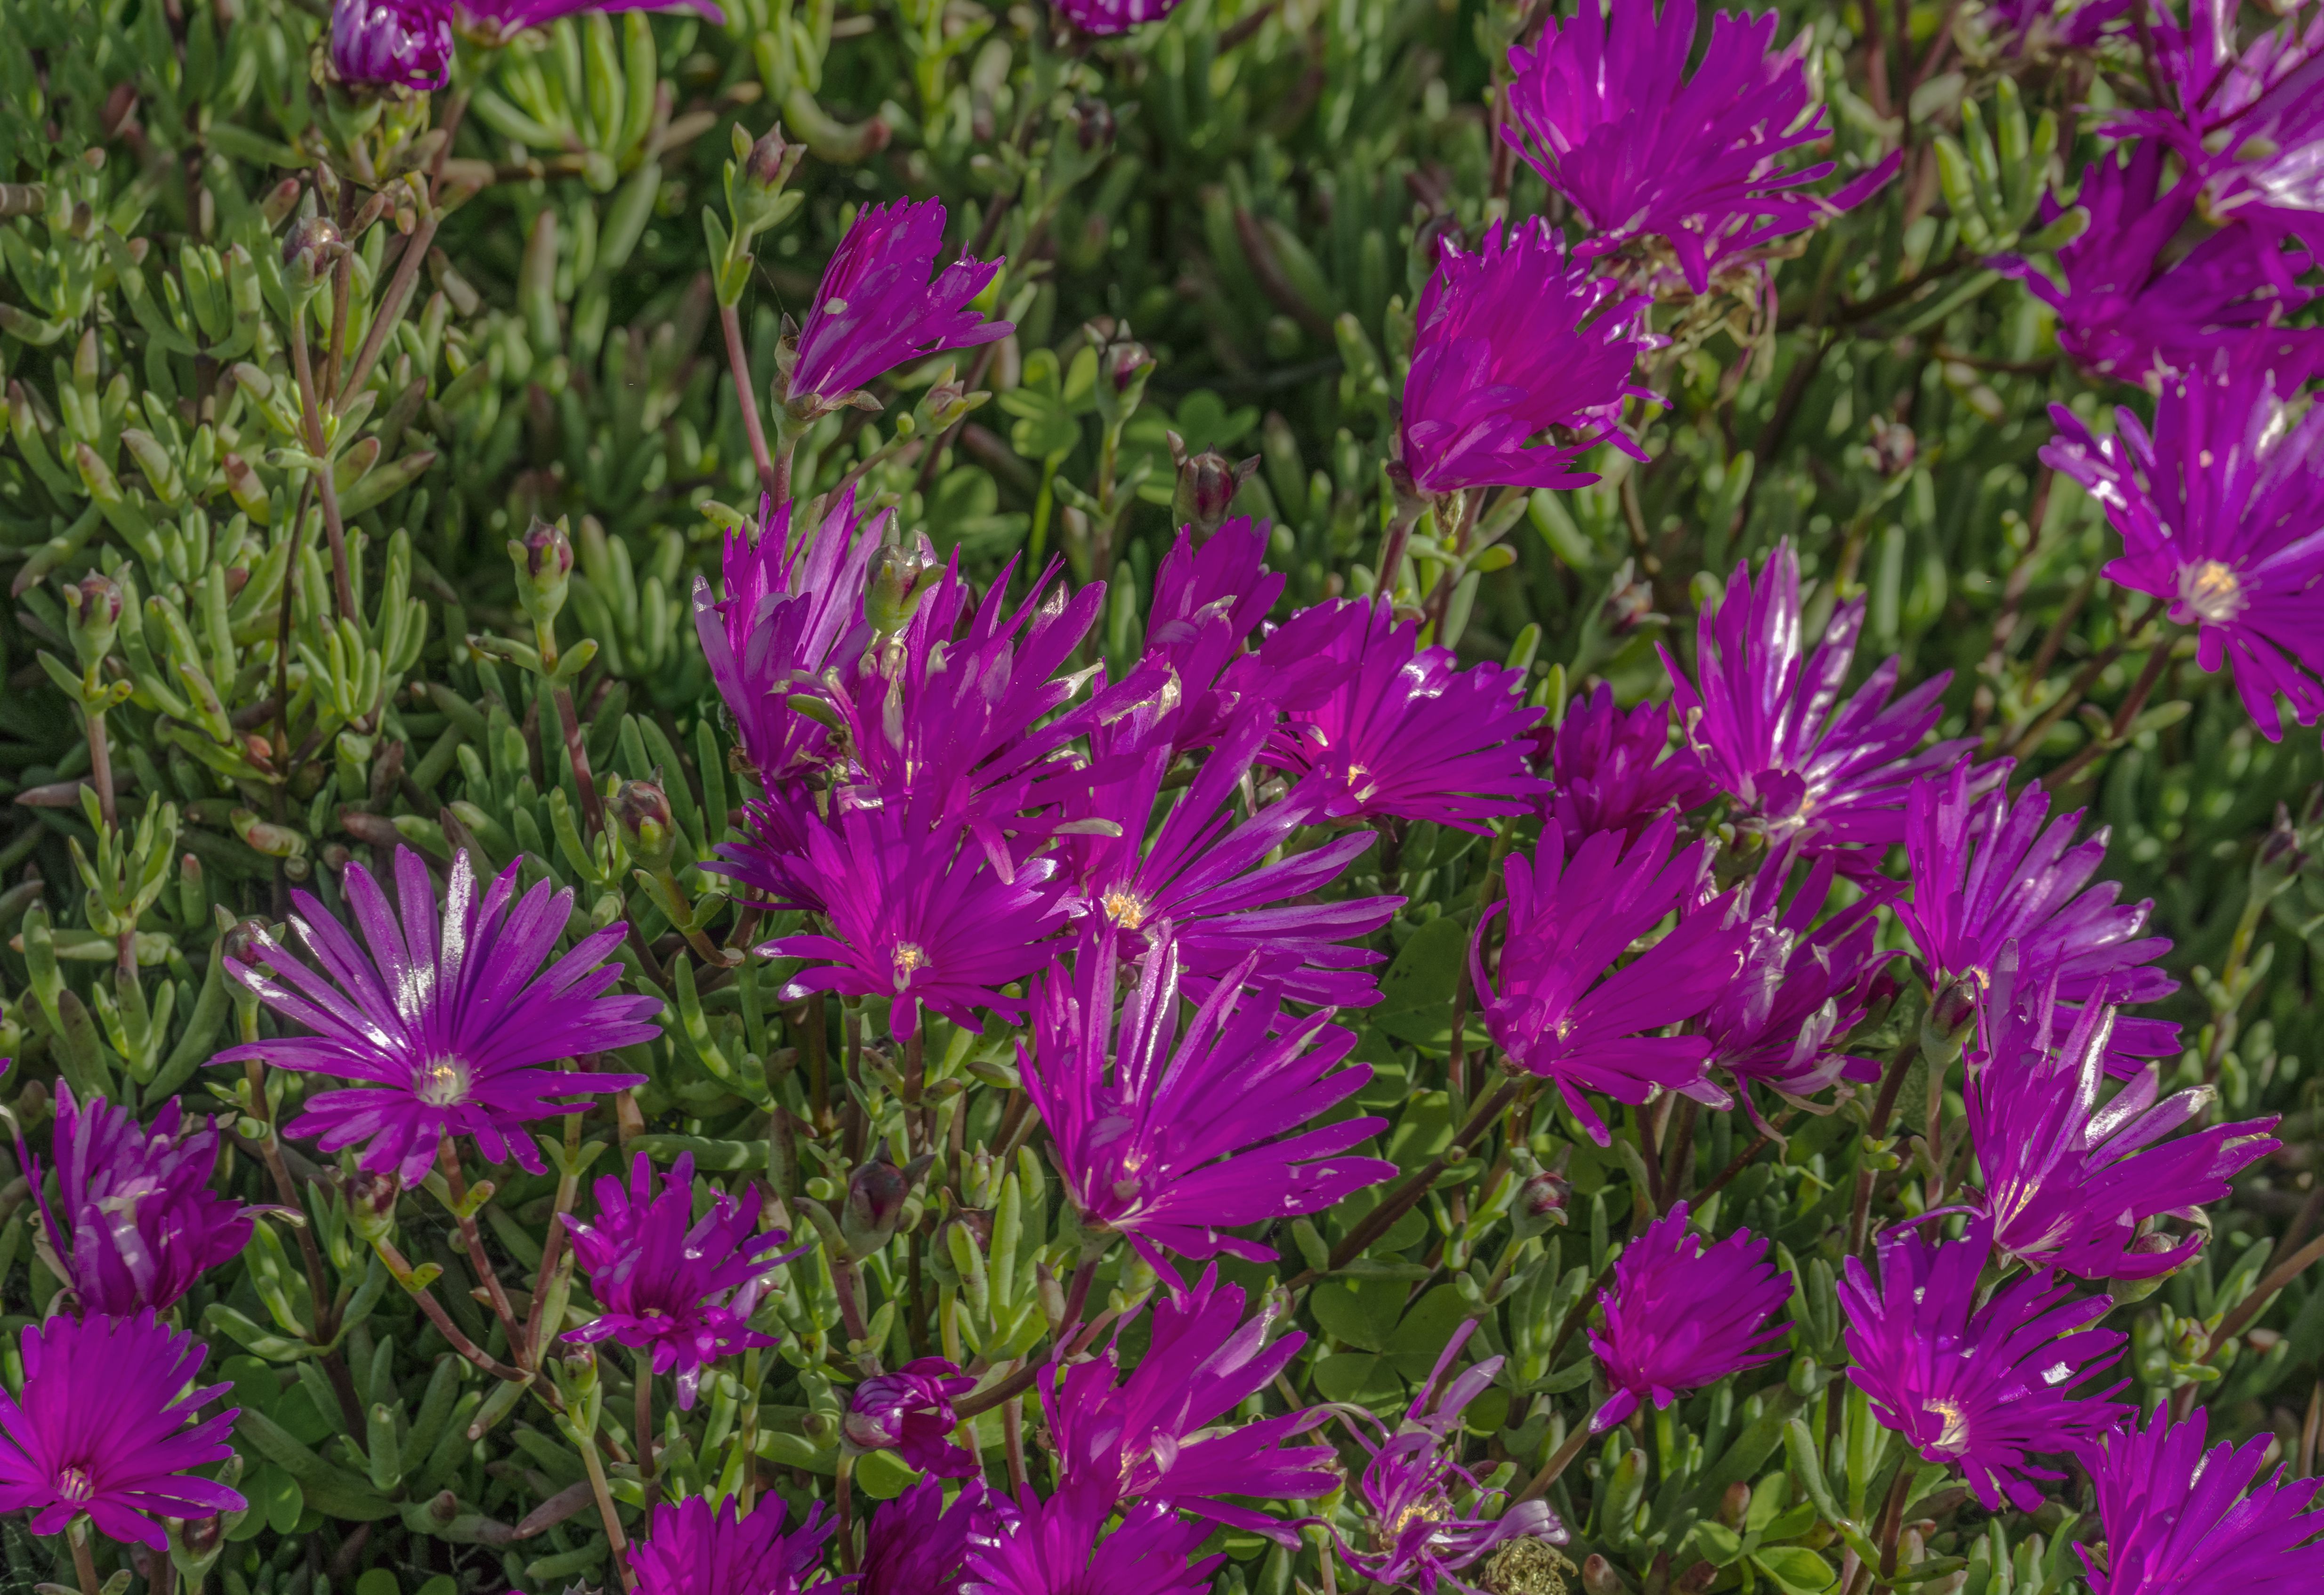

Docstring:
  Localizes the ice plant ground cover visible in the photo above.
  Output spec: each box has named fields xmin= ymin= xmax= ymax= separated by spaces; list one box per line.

xmin=7 ymin=0 xmax=2324 ymax=1592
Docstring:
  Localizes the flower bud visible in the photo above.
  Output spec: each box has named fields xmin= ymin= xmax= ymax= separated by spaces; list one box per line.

xmin=1067 ymin=95 xmax=1116 ymax=154
xmin=2254 ymin=800 xmax=2306 ymax=899
xmin=1103 ymin=333 xmax=1154 ymax=394
xmin=1867 ymin=412 xmax=1916 ymax=476
xmin=840 ymin=1357 xmax=972 ymax=1474
xmin=220 ymin=917 xmax=271 ymax=968
xmin=349 ymin=1168 xmax=400 ymax=1242
xmin=1517 ymin=1167 xmax=1571 ymax=1229
xmin=172 ymin=1513 xmax=223 ymax=1560
xmin=281 ymin=216 xmax=344 ymax=299
xmin=865 ymin=543 xmax=941 ymax=637
xmin=611 ymin=779 xmax=676 ymax=871
xmin=63 ymin=572 xmax=122 ymax=669
xmin=840 ymin=1150 xmax=912 ymax=1257
xmin=1167 ymin=431 xmax=1260 ymax=540
xmin=510 ymin=517 xmax=574 ymax=633
xmin=1581 ymin=1553 xmax=1626 ymax=1595
xmin=1719 ymin=1481 xmax=1750 ymax=1530
xmin=1601 ymin=558 xmax=1661 ymax=637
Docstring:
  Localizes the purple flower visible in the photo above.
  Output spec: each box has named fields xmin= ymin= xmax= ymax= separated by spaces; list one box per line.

xmin=1588 ymin=1202 xmax=1791 ymax=1431
xmin=1840 ymin=1216 xmax=2130 ymax=1512
xmin=1965 ymin=979 xmax=2278 ymax=1281
xmin=0 ymin=1312 xmax=245 ymax=1550
xmin=967 ymin=1483 xmax=1218 ymax=1595
xmin=761 ymin=802 xmax=1065 ymax=1040
xmin=1540 ymin=683 xmax=1716 ymax=843
xmin=1898 ymin=760 xmax=2180 ymax=1073
xmin=1049 ymin=0 xmax=1185 ymax=36
xmin=862 ymin=1479 xmax=998 ymax=1595
xmin=561 ymin=1153 xmax=799 ymax=1409
xmin=1976 ymin=0 xmax=2132 ymax=52
xmin=1502 ymin=0 xmax=1900 ymax=292
xmin=1996 ymin=145 xmax=2323 ymax=385
xmin=1661 ymin=542 xmax=1972 ymax=855
xmin=1026 ymin=926 xmax=1395 ymax=1268
xmin=2083 ymin=1406 xmax=2324 ymax=1595
xmin=217 ymin=848 xmax=655 ymax=1184
xmin=1044 ymin=1267 xmax=1336 ymax=1536
xmin=2042 ymin=338 xmax=2324 ymax=741
xmin=1476 ymin=818 xmax=1747 ymax=1146
xmin=329 ymin=0 xmax=452 ymax=91
xmin=451 ymin=0 xmax=724 ymax=50
xmin=786 ymin=198 xmax=1011 ymax=416
xmin=1333 ymin=1321 xmax=1565 ymax=1593
xmin=1062 ymin=709 xmax=1395 ymax=1007
xmin=628 ymin=1492 xmax=831 ymax=1595
xmin=1695 ymin=853 xmax=1892 ymax=1112
xmin=1235 ymin=597 xmax=1546 ymax=832
xmin=844 ymin=1358 xmax=976 ymax=1476
xmin=1131 ymin=517 xmax=1282 ymax=754
xmin=37 ymin=1086 xmax=251 ymax=1316
xmin=1399 ymin=218 xmax=1652 ymax=494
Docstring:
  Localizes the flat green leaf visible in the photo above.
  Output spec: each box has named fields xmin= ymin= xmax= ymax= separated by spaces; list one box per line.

xmin=1752 ymin=1546 xmax=1839 ymax=1594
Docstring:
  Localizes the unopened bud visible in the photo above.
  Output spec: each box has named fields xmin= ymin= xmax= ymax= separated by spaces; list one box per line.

xmin=611 ymin=779 xmax=675 ymax=870
xmin=1518 ymin=1168 xmax=1571 ymax=1227
xmin=348 ymin=1168 xmax=400 ymax=1241
xmin=63 ymin=572 xmax=122 ymax=667
xmin=1103 ymin=335 xmax=1154 ymax=394
xmin=1168 ymin=431 xmax=1259 ymax=540
xmin=220 ymin=917 xmax=271 ymax=967
xmin=2256 ymin=800 xmax=2306 ymax=892
xmin=281 ymin=216 xmax=343 ymax=297
xmin=1601 ymin=558 xmax=1660 ymax=637
xmin=510 ymin=517 xmax=574 ymax=633
xmin=1867 ymin=413 xmax=1916 ymax=476
xmin=865 ymin=543 xmax=941 ymax=636
xmin=840 ymin=1151 xmax=912 ymax=1257
xmin=1581 ymin=1554 xmax=1626 ymax=1595
xmin=1719 ymin=1481 xmax=1750 ymax=1530
xmin=1068 ymin=95 xmax=1116 ymax=154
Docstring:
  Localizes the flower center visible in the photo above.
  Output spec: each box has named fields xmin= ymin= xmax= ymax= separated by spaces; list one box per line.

xmin=1927 ymin=1396 xmax=1970 ymax=1455
xmin=1100 ymin=887 xmax=1150 ymax=930
xmin=56 ymin=1464 xmax=95 ymax=1504
xmin=891 ymin=942 xmax=929 ymax=986
xmin=2179 ymin=559 xmax=2246 ymax=626
xmin=414 ymin=1056 xmax=472 ymax=1108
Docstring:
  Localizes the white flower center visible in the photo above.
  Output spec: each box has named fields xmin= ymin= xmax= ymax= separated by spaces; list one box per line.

xmin=56 ymin=1464 xmax=95 ymax=1504
xmin=891 ymin=942 xmax=929 ymax=987
xmin=415 ymin=1056 xmax=472 ymax=1108
xmin=2179 ymin=559 xmax=2246 ymax=626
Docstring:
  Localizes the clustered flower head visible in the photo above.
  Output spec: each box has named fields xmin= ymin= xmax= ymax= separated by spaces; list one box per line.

xmin=217 ymin=846 xmax=656 ymax=1183
xmin=2084 ymin=1407 xmax=2324 ymax=1595
xmin=562 ymin=1152 xmax=802 ymax=1408
xmin=1540 ymin=682 xmax=1715 ymax=842
xmin=627 ymin=1492 xmax=831 ymax=1595
xmin=844 ymin=1357 xmax=976 ymax=1476
xmin=1398 ymin=218 xmax=1653 ymax=494
xmin=37 ymin=1085 xmax=252 ymax=1316
xmin=1502 ymin=0 xmax=1898 ymax=291
xmin=1588 ymin=1202 xmax=1791 ymax=1430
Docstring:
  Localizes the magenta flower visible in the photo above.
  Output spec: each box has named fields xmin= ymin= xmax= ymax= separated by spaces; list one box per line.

xmin=844 ymin=1358 xmax=976 ymax=1477
xmin=786 ymin=198 xmax=1010 ymax=416
xmin=561 ymin=1153 xmax=799 ymax=1409
xmin=329 ymin=0 xmax=452 ymax=90
xmin=1049 ymin=0 xmax=1186 ymax=36
xmin=762 ymin=802 xmax=1066 ymax=1039
xmin=1661 ymin=542 xmax=1971 ymax=855
xmin=451 ymin=0 xmax=725 ymax=51
xmin=1026 ymin=926 xmax=1394 ymax=1268
xmin=1898 ymin=760 xmax=2179 ymax=1073
xmin=37 ymin=1086 xmax=252 ymax=1316
xmin=1996 ymin=145 xmax=2322 ymax=385
xmin=1976 ymin=0 xmax=2132 ymax=52
xmin=218 ymin=848 xmax=654 ymax=1184
xmin=1965 ymin=979 xmax=2278 ymax=1281
xmin=2083 ymin=1407 xmax=2324 ymax=1595
xmin=967 ymin=1483 xmax=1218 ymax=1595
xmin=1502 ymin=0 xmax=1900 ymax=291
xmin=1696 ymin=853 xmax=1892 ymax=1114
xmin=2043 ymin=337 xmax=2324 ymax=741
xmin=862 ymin=1479 xmax=996 ymax=1595
xmin=1476 ymin=818 xmax=1747 ymax=1145
xmin=1540 ymin=683 xmax=1716 ymax=843
xmin=1062 ymin=709 xmax=1395 ymax=1007
xmin=1399 ymin=218 xmax=1652 ymax=494
xmin=1235 ymin=597 xmax=1546 ymax=832
xmin=1132 ymin=518 xmax=1283 ymax=755
xmin=1044 ymin=1267 xmax=1335 ymax=1536
xmin=628 ymin=1492 xmax=831 ymax=1595
xmin=1588 ymin=1203 xmax=1791 ymax=1431
xmin=0 ymin=1312 xmax=245 ymax=1550
xmin=1333 ymin=1322 xmax=1565 ymax=1593
xmin=1840 ymin=1217 xmax=2131 ymax=1512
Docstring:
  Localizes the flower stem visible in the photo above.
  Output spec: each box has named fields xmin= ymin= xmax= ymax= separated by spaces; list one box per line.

xmin=68 ymin=1518 xmax=99 ymax=1595
xmin=522 ymin=1112 xmax=585 ymax=1366
xmin=1508 ymin=1406 xmax=1599 ymax=1509
xmin=1871 ymin=1460 xmax=1913 ymax=1587
xmin=286 ymin=304 xmax=357 ymax=621
xmin=633 ymin=1347 xmax=657 ymax=1484
xmin=720 ymin=300 xmax=779 ymax=499
xmin=577 ymin=1425 xmax=636 ymax=1592
xmin=439 ymin=1136 xmax=531 ymax=1366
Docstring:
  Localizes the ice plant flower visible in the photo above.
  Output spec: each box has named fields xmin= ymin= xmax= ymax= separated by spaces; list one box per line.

xmin=2042 ymin=337 xmax=2324 ymax=741
xmin=1062 ymin=709 xmax=1395 ymax=1007
xmin=1026 ymin=926 xmax=1394 ymax=1267
xmin=785 ymin=198 xmax=1011 ymax=417
xmin=35 ymin=1086 xmax=252 ymax=1317
xmin=561 ymin=1153 xmax=799 ymax=1409
xmin=1996 ymin=145 xmax=2322 ymax=385
xmin=762 ymin=802 xmax=1065 ymax=1039
xmin=1502 ymin=0 xmax=1900 ymax=291
xmin=2082 ymin=1407 xmax=2324 ymax=1595
xmin=1840 ymin=1216 xmax=2130 ymax=1511
xmin=1130 ymin=518 xmax=1283 ymax=754
xmin=967 ymin=1482 xmax=1218 ymax=1595
xmin=451 ymin=0 xmax=725 ymax=51
xmin=1696 ymin=853 xmax=1892 ymax=1113
xmin=1044 ymin=1267 xmax=1335 ymax=1534
xmin=1049 ymin=0 xmax=1186 ymax=36
xmin=1898 ymin=760 xmax=2180 ymax=1071
xmin=861 ymin=1479 xmax=996 ymax=1595
xmin=1333 ymin=1321 xmax=1565 ymax=1592
xmin=844 ymin=1358 xmax=977 ymax=1476
xmin=1662 ymin=542 xmax=1971 ymax=855
xmin=1540 ymin=682 xmax=1716 ymax=842
xmin=1965 ymin=983 xmax=2278 ymax=1280
xmin=628 ymin=1492 xmax=831 ymax=1595
xmin=1235 ymin=597 xmax=1546 ymax=831
xmin=1589 ymin=1203 xmax=1791 ymax=1430
xmin=218 ymin=848 xmax=655 ymax=1184
xmin=0 ymin=1312 xmax=245 ymax=1550
xmin=1476 ymin=817 xmax=1748 ymax=1145
xmin=329 ymin=0 xmax=452 ymax=91
xmin=1399 ymin=218 xmax=1652 ymax=493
